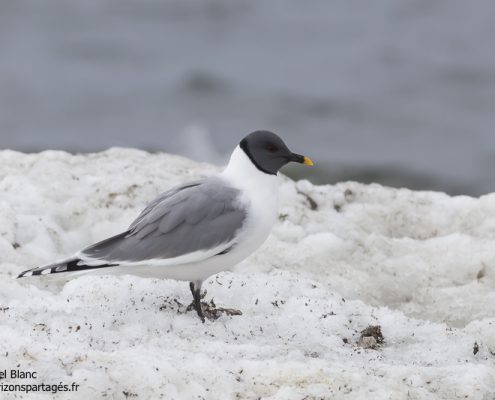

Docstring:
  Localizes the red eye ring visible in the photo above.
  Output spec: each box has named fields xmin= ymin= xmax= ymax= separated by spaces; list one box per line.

xmin=266 ymin=144 xmax=277 ymax=153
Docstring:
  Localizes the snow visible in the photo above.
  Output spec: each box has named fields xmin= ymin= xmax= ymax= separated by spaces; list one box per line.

xmin=0 ymin=148 xmax=494 ymax=399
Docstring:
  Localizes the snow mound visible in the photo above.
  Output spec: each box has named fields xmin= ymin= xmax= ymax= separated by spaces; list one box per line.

xmin=1 ymin=149 xmax=494 ymax=399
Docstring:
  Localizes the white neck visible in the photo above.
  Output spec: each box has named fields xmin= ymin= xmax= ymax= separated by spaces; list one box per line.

xmin=220 ymin=145 xmax=279 ymax=193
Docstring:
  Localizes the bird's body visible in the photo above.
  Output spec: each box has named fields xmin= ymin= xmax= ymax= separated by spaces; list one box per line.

xmin=17 ymin=131 xmax=312 ymax=321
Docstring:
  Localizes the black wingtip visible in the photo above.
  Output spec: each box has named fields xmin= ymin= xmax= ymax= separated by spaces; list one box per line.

xmin=17 ymin=269 xmax=33 ymax=278
xmin=17 ymin=258 xmax=120 ymax=279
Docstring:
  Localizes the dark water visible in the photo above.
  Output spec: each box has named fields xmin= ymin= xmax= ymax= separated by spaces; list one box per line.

xmin=1 ymin=0 xmax=495 ymax=195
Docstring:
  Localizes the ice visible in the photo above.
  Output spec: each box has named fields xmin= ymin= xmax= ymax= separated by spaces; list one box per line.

xmin=0 ymin=149 xmax=494 ymax=399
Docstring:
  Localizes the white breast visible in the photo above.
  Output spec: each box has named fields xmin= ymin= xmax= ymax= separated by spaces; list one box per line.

xmin=219 ymin=145 xmax=280 ymax=260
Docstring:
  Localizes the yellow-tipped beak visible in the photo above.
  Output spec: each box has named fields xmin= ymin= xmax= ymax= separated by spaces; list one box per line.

xmin=303 ymin=156 xmax=314 ymax=166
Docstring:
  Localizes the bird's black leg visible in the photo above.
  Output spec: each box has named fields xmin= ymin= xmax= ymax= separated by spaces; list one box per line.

xmin=189 ymin=281 xmax=195 ymax=299
xmin=189 ymin=281 xmax=205 ymax=323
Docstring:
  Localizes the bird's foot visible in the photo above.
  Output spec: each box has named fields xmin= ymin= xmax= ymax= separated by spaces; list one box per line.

xmin=186 ymin=295 xmax=242 ymax=322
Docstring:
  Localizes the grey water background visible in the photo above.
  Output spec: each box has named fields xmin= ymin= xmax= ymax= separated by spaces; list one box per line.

xmin=1 ymin=0 xmax=495 ymax=196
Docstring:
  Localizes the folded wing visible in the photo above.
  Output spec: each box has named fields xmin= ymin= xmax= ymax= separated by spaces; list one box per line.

xmin=80 ymin=178 xmax=247 ymax=264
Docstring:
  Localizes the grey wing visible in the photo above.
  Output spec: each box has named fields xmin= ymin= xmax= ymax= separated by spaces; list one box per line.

xmin=80 ymin=178 xmax=247 ymax=263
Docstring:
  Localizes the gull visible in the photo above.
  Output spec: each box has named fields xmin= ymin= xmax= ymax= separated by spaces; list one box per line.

xmin=17 ymin=130 xmax=313 ymax=322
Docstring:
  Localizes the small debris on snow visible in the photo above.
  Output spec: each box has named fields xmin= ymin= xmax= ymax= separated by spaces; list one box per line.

xmin=297 ymin=189 xmax=318 ymax=210
xmin=357 ymin=325 xmax=384 ymax=349
xmin=358 ymin=336 xmax=378 ymax=350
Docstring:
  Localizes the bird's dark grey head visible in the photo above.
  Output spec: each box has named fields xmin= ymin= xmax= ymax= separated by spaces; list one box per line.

xmin=239 ymin=130 xmax=313 ymax=175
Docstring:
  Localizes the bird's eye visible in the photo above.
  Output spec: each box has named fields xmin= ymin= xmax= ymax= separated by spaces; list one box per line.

xmin=266 ymin=143 xmax=277 ymax=153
